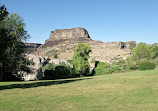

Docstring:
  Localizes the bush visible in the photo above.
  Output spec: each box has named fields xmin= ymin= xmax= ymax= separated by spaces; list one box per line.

xmin=67 ymin=60 xmax=73 ymax=64
xmin=53 ymin=53 xmax=58 ymax=59
xmin=93 ymin=60 xmax=128 ymax=76
xmin=54 ymin=65 xmax=72 ymax=79
xmin=42 ymin=63 xmax=73 ymax=80
xmin=42 ymin=63 xmax=56 ymax=73
xmin=154 ymin=57 xmax=158 ymax=65
xmin=93 ymin=62 xmax=110 ymax=75
xmin=150 ymin=46 xmax=158 ymax=59
xmin=139 ymin=61 xmax=156 ymax=70
xmin=131 ymin=43 xmax=151 ymax=60
xmin=127 ymin=43 xmax=152 ymax=70
xmin=129 ymin=42 xmax=136 ymax=50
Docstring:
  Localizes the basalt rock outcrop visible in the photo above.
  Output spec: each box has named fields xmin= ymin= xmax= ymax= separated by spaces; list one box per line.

xmin=24 ymin=43 xmax=42 ymax=54
xmin=18 ymin=54 xmax=49 ymax=81
xmin=37 ymin=28 xmax=93 ymax=55
xmin=47 ymin=27 xmax=90 ymax=41
xmin=36 ymin=27 xmax=136 ymax=70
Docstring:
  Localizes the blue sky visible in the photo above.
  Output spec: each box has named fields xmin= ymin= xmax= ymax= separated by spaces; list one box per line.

xmin=1 ymin=0 xmax=158 ymax=44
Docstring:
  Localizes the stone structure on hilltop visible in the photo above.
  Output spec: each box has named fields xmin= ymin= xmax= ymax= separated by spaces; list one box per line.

xmin=36 ymin=27 xmax=136 ymax=71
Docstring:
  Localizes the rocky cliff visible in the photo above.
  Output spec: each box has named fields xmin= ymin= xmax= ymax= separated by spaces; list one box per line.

xmin=47 ymin=27 xmax=90 ymax=41
xmin=18 ymin=54 xmax=49 ymax=81
xmin=36 ymin=27 xmax=136 ymax=70
xmin=24 ymin=43 xmax=42 ymax=54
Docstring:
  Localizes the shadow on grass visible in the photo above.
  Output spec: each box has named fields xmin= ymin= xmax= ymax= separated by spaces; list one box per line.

xmin=0 ymin=78 xmax=91 ymax=90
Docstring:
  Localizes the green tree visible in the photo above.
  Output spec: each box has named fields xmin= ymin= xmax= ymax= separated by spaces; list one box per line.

xmin=0 ymin=5 xmax=8 ymax=20
xmin=127 ymin=43 xmax=152 ymax=69
xmin=131 ymin=43 xmax=151 ymax=60
xmin=150 ymin=46 xmax=158 ymax=59
xmin=0 ymin=5 xmax=30 ymax=81
xmin=73 ymin=43 xmax=91 ymax=76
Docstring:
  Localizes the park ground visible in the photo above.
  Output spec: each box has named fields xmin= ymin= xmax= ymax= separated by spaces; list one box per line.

xmin=0 ymin=69 xmax=158 ymax=111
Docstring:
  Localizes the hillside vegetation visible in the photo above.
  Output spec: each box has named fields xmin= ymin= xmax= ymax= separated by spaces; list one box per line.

xmin=0 ymin=69 xmax=158 ymax=111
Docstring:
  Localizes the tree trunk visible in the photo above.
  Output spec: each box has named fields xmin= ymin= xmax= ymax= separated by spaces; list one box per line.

xmin=0 ymin=63 xmax=3 ymax=81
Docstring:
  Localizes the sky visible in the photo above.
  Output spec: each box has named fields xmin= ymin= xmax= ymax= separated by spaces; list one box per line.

xmin=1 ymin=0 xmax=158 ymax=44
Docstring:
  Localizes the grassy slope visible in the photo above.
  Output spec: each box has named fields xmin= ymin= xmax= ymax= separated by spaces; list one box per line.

xmin=0 ymin=69 xmax=158 ymax=111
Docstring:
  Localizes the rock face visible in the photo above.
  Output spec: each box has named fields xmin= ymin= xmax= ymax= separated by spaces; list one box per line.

xmin=47 ymin=27 xmax=90 ymax=41
xmin=24 ymin=43 xmax=42 ymax=54
xmin=18 ymin=54 xmax=49 ymax=81
xmin=24 ymin=43 xmax=42 ymax=48
xmin=36 ymin=27 xmax=136 ymax=71
xmin=37 ymin=28 xmax=93 ymax=55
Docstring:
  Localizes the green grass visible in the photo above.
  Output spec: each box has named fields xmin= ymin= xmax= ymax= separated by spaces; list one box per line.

xmin=1 ymin=69 xmax=158 ymax=111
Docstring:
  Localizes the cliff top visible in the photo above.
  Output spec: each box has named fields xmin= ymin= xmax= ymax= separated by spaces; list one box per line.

xmin=47 ymin=27 xmax=91 ymax=41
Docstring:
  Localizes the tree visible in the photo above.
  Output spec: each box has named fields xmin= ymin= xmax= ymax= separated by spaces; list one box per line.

xmin=127 ymin=43 xmax=152 ymax=69
xmin=150 ymin=46 xmax=158 ymax=59
xmin=0 ymin=5 xmax=30 ymax=81
xmin=131 ymin=43 xmax=151 ymax=60
xmin=0 ymin=5 xmax=8 ymax=20
xmin=72 ymin=43 xmax=91 ymax=76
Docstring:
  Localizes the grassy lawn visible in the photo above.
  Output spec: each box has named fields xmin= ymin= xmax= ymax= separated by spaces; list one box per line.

xmin=0 ymin=69 xmax=158 ymax=111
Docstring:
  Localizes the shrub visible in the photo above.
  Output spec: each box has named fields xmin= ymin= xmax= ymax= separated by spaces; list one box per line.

xmin=139 ymin=61 xmax=156 ymax=70
xmin=127 ymin=43 xmax=152 ymax=70
xmin=129 ymin=42 xmax=136 ymax=50
xmin=67 ymin=60 xmax=73 ymax=64
xmin=131 ymin=43 xmax=151 ymax=60
xmin=54 ymin=65 xmax=72 ymax=79
xmin=53 ymin=53 xmax=58 ymax=59
xmin=42 ymin=63 xmax=73 ymax=80
xmin=150 ymin=46 xmax=158 ymax=59
xmin=93 ymin=60 xmax=128 ymax=76
xmin=93 ymin=62 xmax=110 ymax=75
xmin=46 ymin=49 xmax=58 ymax=54
xmin=154 ymin=57 xmax=158 ymax=65
xmin=42 ymin=63 xmax=56 ymax=73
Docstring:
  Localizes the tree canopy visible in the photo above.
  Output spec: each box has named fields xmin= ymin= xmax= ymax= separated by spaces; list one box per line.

xmin=0 ymin=5 xmax=30 ymax=81
xmin=73 ymin=43 xmax=91 ymax=76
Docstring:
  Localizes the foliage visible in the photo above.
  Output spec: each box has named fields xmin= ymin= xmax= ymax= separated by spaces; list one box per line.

xmin=131 ymin=43 xmax=151 ymax=60
xmin=42 ymin=63 xmax=73 ymax=80
xmin=129 ymin=42 xmax=136 ymax=50
xmin=67 ymin=60 xmax=73 ymax=64
xmin=150 ymin=46 xmax=158 ymax=59
xmin=0 ymin=5 xmax=30 ymax=81
xmin=139 ymin=61 xmax=156 ymax=70
xmin=154 ymin=57 xmax=158 ymax=65
xmin=42 ymin=63 xmax=56 ymax=73
xmin=53 ymin=53 xmax=58 ymax=59
xmin=46 ymin=49 xmax=58 ymax=54
xmin=73 ymin=43 xmax=91 ymax=76
xmin=46 ymin=49 xmax=58 ymax=59
xmin=127 ymin=43 xmax=152 ymax=70
xmin=93 ymin=60 xmax=128 ymax=75
xmin=54 ymin=63 xmax=72 ymax=79
xmin=93 ymin=62 xmax=110 ymax=75
xmin=0 ymin=5 xmax=8 ymax=21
